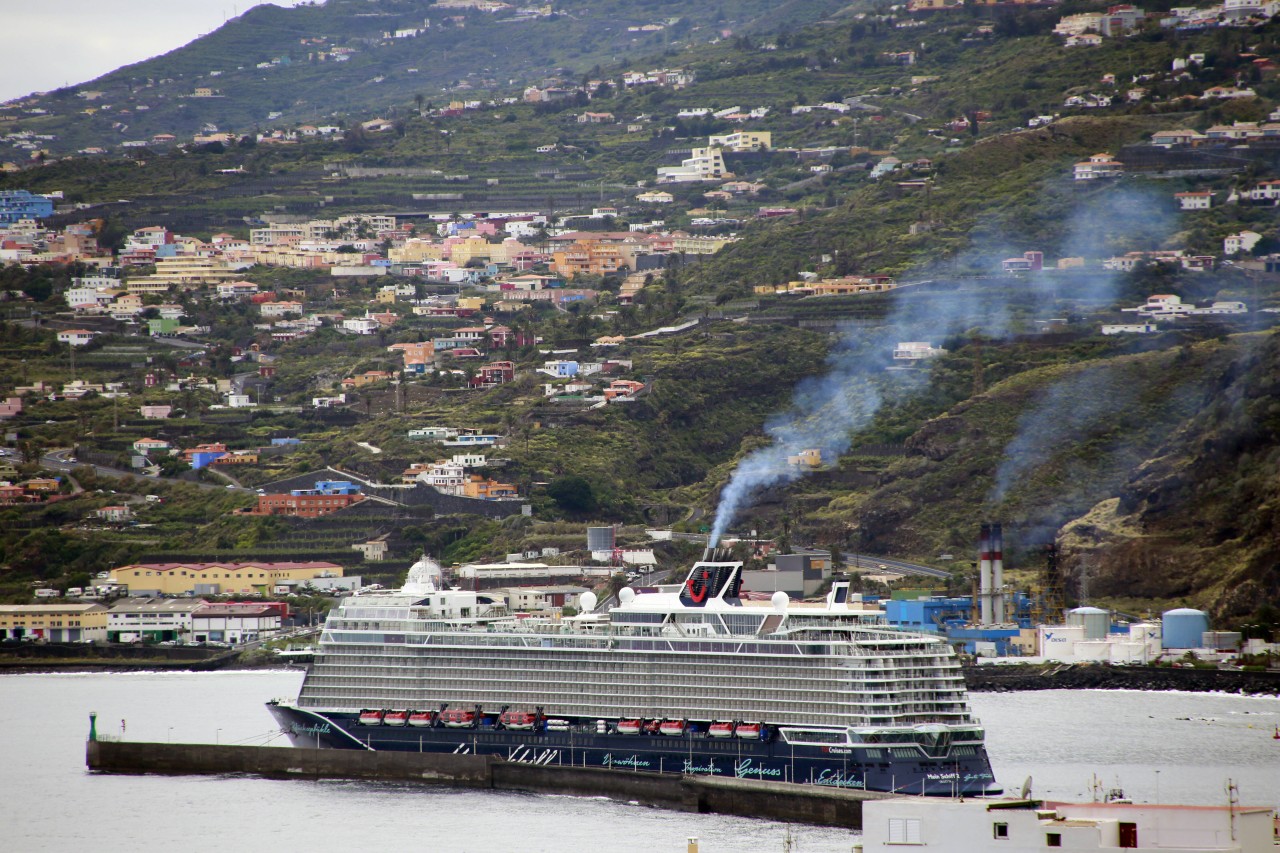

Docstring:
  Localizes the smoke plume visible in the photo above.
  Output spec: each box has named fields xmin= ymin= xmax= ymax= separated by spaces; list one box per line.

xmin=707 ymin=183 xmax=1180 ymax=545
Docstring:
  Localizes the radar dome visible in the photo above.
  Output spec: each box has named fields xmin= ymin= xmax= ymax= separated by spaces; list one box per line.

xmin=579 ymin=591 xmax=598 ymax=613
xmin=619 ymin=587 xmax=636 ymax=605
xmin=772 ymin=591 xmax=790 ymax=613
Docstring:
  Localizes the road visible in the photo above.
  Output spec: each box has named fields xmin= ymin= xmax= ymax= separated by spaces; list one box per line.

xmin=42 ymin=448 xmax=251 ymax=492
xmin=841 ymin=552 xmax=951 ymax=580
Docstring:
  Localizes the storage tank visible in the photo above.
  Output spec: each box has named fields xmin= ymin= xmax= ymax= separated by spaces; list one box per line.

xmin=586 ymin=526 xmax=616 ymax=552
xmin=1067 ymin=606 xmax=1110 ymax=640
xmin=1162 ymin=608 xmax=1210 ymax=649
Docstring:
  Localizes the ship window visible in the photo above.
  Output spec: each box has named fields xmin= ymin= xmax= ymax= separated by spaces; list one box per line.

xmin=993 ymin=823 xmax=1008 ymax=839
xmin=1046 ymin=834 xmax=1062 ymax=848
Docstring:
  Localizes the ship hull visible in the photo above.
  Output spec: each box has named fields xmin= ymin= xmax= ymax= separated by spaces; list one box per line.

xmin=267 ymin=703 xmax=1001 ymax=797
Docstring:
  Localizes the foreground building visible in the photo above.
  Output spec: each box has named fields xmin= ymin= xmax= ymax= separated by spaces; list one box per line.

xmin=0 ymin=603 xmax=109 ymax=641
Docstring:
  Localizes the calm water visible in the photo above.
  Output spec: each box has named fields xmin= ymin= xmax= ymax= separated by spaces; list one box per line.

xmin=1 ymin=670 xmax=1277 ymax=852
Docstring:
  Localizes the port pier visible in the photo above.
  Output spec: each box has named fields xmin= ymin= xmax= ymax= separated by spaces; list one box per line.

xmin=86 ymin=739 xmax=888 ymax=829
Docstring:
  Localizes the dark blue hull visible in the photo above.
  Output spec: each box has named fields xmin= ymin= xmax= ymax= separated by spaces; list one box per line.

xmin=267 ymin=704 xmax=1002 ymax=797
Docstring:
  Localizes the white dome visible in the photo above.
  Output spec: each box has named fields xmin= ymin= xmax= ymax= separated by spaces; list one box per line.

xmin=771 ymin=590 xmax=790 ymax=613
xmin=579 ymin=591 xmax=598 ymax=613
xmin=618 ymin=587 xmax=636 ymax=605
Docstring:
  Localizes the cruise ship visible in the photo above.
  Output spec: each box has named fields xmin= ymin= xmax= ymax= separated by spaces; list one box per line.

xmin=267 ymin=555 xmax=1002 ymax=796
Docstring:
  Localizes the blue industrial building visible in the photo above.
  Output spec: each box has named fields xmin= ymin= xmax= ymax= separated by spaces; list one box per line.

xmin=0 ymin=190 xmax=54 ymax=224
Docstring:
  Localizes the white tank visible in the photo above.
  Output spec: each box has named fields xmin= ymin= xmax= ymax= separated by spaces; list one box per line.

xmin=1068 ymin=606 xmax=1110 ymax=640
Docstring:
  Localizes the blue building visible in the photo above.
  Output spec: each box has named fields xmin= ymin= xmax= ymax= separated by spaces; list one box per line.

xmin=0 ymin=190 xmax=54 ymax=225
xmin=883 ymin=597 xmax=972 ymax=634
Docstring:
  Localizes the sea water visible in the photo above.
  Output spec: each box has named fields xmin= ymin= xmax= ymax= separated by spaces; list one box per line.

xmin=1 ymin=670 xmax=1276 ymax=852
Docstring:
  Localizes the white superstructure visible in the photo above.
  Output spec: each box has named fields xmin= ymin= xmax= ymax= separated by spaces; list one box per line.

xmin=297 ymin=557 xmax=979 ymax=735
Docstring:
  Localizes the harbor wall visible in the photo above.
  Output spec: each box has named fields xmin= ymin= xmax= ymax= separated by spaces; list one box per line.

xmin=86 ymin=740 xmax=884 ymax=828
xmin=962 ymin=663 xmax=1280 ymax=695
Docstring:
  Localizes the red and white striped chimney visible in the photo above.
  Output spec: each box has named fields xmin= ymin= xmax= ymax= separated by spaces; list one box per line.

xmin=979 ymin=523 xmax=993 ymax=626
xmin=991 ymin=522 xmax=1004 ymax=625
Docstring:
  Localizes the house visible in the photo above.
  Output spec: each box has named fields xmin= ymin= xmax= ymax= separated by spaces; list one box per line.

xmin=461 ymin=475 xmax=518 ymax=500
xmin=470 ymin=361 xmax=515 ymax=388
xmin=56 ymin=329 xmax=97 ymax=347
xmin=1151 ymin=129 xmax=1205 ymax=147
xmin=180 ymin=443 xmax=228 ymax=469
xmin=132 ymin=437 xmax=171 ymax=455
xmin=1074 ymin=153 xmax=1123 ymax=180
xmin=603 ymin=379 xmax=646 ymax=401
xmin=1174 ymin=191 xmax=1212 ymax=210
xmin=139 ymin=405 xmax=172 ymax=419
xmin=342 ymin=317 xmax=379 ymax=335
xmin=0 ymin=397 xmax=23 ymax=419
xmin=340 ymin=370 xmax=394 ymax=389
xmin=1224 ymin=230 xmax=1262 ymax=255
xmin=96 ymin=505 xmax=133 ymax=523
xmin=636 ymin=190 xmax=674 ymax=204
xmin=1002 ymin=251 xmax=1044 ymax=273
xmin=893 ymin=342 xmax=945 ymax=361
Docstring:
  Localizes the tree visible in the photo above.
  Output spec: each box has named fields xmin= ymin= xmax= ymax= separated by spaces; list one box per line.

xmin=547 ymin=475 xmax=598 ymax=513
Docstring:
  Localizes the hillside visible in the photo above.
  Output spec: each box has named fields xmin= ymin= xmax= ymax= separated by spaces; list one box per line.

xmin=2 ymin=1 xmax=1280 ymax=636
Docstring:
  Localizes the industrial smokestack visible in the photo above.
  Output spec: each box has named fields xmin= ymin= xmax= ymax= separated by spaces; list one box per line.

xmin=992 ymin=522 xmax=1005 ymax=625
xmin=979 ymin=523 xmax=993 ymax=626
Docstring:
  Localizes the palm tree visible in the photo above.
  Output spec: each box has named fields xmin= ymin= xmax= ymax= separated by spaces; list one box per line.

xmin=414 ymin=93 xmax=425 ymax=116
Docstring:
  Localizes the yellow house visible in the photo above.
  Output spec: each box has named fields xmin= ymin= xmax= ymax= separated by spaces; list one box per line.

xmin=456 ymin=296 xmax=486 ymax=311
xmin=0 ymin=603 xmax=109 ymax=641
xmin=108 ymin=561 xmax=344 ymax=596
xmin=390 ymin=238 xmax=446 ymax=263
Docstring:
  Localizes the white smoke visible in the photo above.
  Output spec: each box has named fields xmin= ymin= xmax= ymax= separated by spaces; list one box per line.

xmin=706 ymin=183 xmax=1179 ymax=546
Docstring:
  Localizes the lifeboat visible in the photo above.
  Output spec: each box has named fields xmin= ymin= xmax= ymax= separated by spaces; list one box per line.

xmin=357 ymin=709 xmax=385 ymax=726
xmin=545 ymin=718 xmax=571 ymax=732
xmin=382 ymin=710 xmax=409 ymax=727
xmin=735 ymin=722 xmax=762 ymax=739
xmin=500 ymin=711 xmax=537 ymax=730
xmin=439 ymin=709 xmax=476 ymax=728
xmin=659 ymin=719 xmax=686 ymax=737
xmin=708 ymin=721 xmax=734 ymax=738
xmin=407 ymin=711 xmax=434 ymax=727
xmin=643 ymin=719 xmax=662 ymax=735
xmin=616 ymin=719 xmax=642 ymax=735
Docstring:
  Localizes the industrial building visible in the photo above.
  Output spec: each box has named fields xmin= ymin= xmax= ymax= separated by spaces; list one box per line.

xmin=741 ymin=553 xmax=829 ymax=598
xmin=107 ymin=561 xmax=344 ymax=596
xmin=0 ymin=603 xmax=109 ymax=642
xmin=106 ymin=598 xmax=206 ymax=643
xmin=191 ymin=603 xmax=282 ymax=644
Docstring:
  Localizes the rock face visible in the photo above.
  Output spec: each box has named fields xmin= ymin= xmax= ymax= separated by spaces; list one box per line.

xmin=1056 ymin=335 xmax=1280 ymax=620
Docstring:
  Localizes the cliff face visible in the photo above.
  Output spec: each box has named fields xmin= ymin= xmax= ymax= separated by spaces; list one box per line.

xmin=1058 ymin=333 xmax=1280 ymax=621
xmin=814 ymin=333 xmax=1280 ymax=624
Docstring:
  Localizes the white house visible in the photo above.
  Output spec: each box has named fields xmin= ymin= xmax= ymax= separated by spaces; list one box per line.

xmin=1173 ymin=191 xmax=1212 ymax=210
xmin=1073 ymin=153 xmax=1123 ymax=181
xmin=892 ymin=342 xmax=945 ymax=361
xmin=1101 ymin=323 xmax=1158 ymax=334
xmin=342 ymin=317 xmax=379 ymax=335
xmin=56 ymin=329 xmax=97 ymax=347
xmin=1224 ymin=230 xmax=1262 ymax=255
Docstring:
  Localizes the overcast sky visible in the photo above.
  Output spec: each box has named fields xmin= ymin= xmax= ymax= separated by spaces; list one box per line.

xmin=2 ymin=1 xmax=309 ymax=103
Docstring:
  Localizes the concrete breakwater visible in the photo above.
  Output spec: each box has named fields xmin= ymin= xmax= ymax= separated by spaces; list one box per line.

xmin=963 ymin=663 xmax=1280 ymax=696
xmin=86 ymin=740 xmax=886 ymax=829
